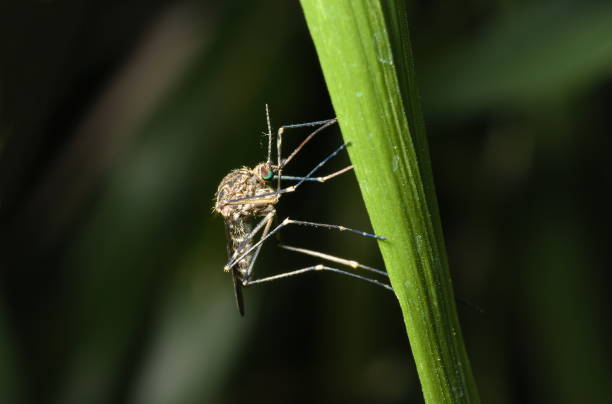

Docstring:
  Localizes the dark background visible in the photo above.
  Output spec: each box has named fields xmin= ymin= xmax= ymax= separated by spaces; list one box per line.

xmin=1 ymin=1 xmax=611 ymax=403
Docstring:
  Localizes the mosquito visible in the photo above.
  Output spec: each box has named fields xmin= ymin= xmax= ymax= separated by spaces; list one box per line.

xmin=214 ymin=106 xmax=391 ymax=315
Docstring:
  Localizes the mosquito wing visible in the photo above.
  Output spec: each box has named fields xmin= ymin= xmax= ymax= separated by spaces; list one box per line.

xmin=224 ymin=221 xmax=245 ymax=316
xmin=232 ymin=269 xmax=245 ymax=316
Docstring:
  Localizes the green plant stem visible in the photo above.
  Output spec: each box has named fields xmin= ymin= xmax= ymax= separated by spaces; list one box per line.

xmin=300 ymin=1 xmax=480 ymax=403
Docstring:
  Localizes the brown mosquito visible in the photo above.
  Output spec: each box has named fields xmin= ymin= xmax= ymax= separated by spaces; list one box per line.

xmin=214 ymin=106 xmax=391 ymax=315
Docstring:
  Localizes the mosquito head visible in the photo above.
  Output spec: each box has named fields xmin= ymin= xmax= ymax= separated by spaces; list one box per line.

xmin=253 ymin=162 xmax=275 ymax=183
xmin=265 ymin=104 xmax=273 ymax=165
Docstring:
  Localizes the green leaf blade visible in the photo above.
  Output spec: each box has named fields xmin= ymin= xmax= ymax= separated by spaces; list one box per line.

xmin=300 ymin=1 xmax=480 ymax=403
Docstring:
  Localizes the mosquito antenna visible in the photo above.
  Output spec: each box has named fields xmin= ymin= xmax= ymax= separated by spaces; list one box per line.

xmin=265 ymin=104 xmax=272 ymax=164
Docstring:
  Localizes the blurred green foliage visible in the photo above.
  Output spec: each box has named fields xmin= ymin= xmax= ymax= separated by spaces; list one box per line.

xmin=1 ymin=1 xmax=611 ymax=403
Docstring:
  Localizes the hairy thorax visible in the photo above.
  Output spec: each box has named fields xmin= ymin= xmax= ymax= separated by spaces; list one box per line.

xmin=214 ymin=164 xmax=279 ymax=221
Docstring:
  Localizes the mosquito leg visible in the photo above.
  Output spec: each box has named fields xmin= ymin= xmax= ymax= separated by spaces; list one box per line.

xmin=277 ymin=118 xmax=337 ymax=192
xmin=244 ymin=265 xmax=393 ymax=291
xmin=278 ymin=244 xmax=388 ymax=277
xmin=225 ymin=217 xmax=385 ymax=271
xmin=274 ymin=165 xmax=353 ymax=183
xmin=283 ymin=219 xmax=385 ymax=239
xmin=226 ymin=211 xmax=275 ymax=271
xmin=222 ymin=195 xmax=279 ymax=207
xmin=273 ymin=213 xmax=283 ymax=243
xmin=242 ymin=214 xmax=275 ymax=283
xmin=284 ymin=142 xmax=350 ymax=191
xmin=278 ymin=118 xmax=337 ymax=168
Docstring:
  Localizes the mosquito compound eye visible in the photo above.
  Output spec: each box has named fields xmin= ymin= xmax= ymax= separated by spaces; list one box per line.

xmin=261 ymin=167 xmax=273 ymax=180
